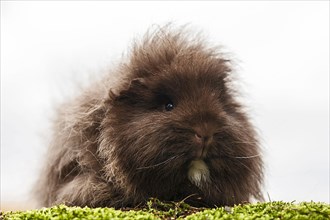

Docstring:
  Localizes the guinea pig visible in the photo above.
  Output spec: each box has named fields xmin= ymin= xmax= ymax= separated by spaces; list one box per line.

xmin=35 ymin=26 xmax=263 ymax=208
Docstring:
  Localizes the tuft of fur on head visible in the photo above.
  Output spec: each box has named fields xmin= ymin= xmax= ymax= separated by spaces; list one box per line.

xmin=35 ymin=25 xmax=263 ymax=209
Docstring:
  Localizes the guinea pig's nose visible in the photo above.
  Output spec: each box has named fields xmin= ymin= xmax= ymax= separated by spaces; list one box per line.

xmin=194 ymin=131 xmax=214 ymax=146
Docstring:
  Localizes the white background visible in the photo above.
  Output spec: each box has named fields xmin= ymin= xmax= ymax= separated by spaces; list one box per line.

xmin=1 ymin=1 xmax=329 ymax=209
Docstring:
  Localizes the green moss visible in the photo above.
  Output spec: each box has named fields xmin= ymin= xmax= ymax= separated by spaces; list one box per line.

xmin=1 ymin=205 xmax=157 ymax=220
xmin=1 ymin=201 xmax=329 ymax=220
xmin=187 ymin=202 xmax=330 ymax=220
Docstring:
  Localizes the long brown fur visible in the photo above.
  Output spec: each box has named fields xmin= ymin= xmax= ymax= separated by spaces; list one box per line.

xmin=35 ymin=26 xmax=263 ymax=208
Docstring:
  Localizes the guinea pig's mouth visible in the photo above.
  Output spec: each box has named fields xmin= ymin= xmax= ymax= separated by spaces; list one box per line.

xmin=192 ymin=143 xmax=211 ymax=160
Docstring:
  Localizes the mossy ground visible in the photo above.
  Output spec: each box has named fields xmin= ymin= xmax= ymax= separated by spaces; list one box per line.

xmin=1 ymin=199 xmax=329 ymax=219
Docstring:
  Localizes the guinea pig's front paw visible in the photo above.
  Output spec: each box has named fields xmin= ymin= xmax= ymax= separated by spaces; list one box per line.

xmin=188 ymin=160 xmax=210 ymax=188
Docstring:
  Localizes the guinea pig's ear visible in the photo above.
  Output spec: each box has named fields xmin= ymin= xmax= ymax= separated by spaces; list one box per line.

xmin=109 ymin=78 xmax=148 ymax=103
xmin=129 ymin=78 xmax=147 ymax=89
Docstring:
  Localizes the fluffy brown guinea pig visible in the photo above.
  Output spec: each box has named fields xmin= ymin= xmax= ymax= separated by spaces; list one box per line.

xmin=35 ymin=26 xmax=263 ymax=208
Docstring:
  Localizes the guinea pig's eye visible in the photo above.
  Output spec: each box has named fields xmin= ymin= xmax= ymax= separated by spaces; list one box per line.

xmin=156 ymin=94 xmax=174 ymax=111
xmin=165 ymin=102 xmax=174 ymax=111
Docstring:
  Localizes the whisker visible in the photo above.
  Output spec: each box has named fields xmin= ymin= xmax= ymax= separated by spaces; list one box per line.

xmin=228 ymin=141 xmax=258 ymax=145
xmin=235 ymin=159 xmax=262 ymax=180
xmin=136 ymin=154 xmax=184 ymax=170
xmin=230 ymin=154 xmax=261 ymax=159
